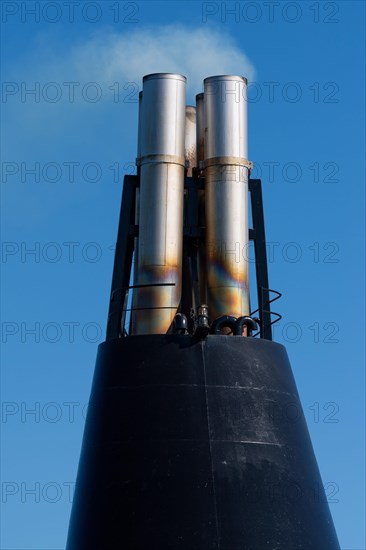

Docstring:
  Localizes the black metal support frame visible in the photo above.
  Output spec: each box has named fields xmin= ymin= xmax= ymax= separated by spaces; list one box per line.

xmin=106 ymin=175 xmax=136 ymax=340
xmin=106 ymin=174 xmax=277 ymax=341
xmin=248 ymin=179 xmax=272 ymax=340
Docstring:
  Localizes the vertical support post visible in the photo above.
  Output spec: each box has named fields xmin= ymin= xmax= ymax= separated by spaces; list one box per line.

xmin=249 ymin=178 xmax=272 ymax=340
xmin=106 ymin=175 xmax=136 ymax=340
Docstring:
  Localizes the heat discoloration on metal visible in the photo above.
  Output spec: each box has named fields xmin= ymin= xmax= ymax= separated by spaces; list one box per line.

xmin=204 ymin=76 xmax=250 ymax=321
xmin=131 ymin=74 xmax=186 ymax=335
xmin=131 ymin=267 xmax=181 ymax=335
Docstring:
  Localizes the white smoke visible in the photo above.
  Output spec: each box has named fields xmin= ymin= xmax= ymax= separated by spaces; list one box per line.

xmin=2 ymin=25 xmax=255 ymax=226
xmin=3 ymin=24 xmax=255 ymax=152
xmin=71 ymin=24 xmax=256 ymax=98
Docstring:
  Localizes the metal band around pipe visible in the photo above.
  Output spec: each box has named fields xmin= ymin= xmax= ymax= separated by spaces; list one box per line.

xmin=137 ymin=154 xmax=186 ymax=167
xmin=204 ymin=156 xmax=253 ymax=170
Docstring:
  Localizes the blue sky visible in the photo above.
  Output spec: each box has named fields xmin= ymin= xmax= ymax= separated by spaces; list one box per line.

xmin=1 ymin=1 xmax=365 ymax=549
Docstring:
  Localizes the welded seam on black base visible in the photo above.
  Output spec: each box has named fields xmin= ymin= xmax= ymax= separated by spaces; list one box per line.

xmin=201 ymin=340 xmax=221 ymax=550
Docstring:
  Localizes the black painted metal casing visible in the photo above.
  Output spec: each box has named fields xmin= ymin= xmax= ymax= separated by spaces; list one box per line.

xmin=66 ymin=335 xmax=340 ymax=550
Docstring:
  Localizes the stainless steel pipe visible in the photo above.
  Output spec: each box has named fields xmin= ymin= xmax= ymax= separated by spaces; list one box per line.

xmin=137 ymin=90 xmax=143 ymax=167
xmin=196 ymin=93 xmax=204 ymax=171
xmin=131 ymin=73 xmax=186 ymax=335
xmin=195 ymin=92 xmax=207 ymax=305
xmin=204 ymin=75 xmax=250 ymax=322
xmin=184 ymin=106 xmax=196 ymax=176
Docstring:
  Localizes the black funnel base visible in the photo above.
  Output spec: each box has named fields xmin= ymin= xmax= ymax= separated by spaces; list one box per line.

xmin=66 ymin=335 xmax=339 ymax=550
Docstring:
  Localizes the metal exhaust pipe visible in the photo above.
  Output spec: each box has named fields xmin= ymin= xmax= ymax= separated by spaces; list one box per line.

xmin=131 ymin=73 xmax=186 ymax=335
xmin=195 ymin=92 xmax=207 ymax=305
xmin=184 ymin=106 xmax=196 ymax=176
xmin=196 ymin=93 xmax=204 ymax=172
xmin=136 ymin=90 xmax=143 ymax=174
xmin=204 ymin=75 xmax=251 ymax=321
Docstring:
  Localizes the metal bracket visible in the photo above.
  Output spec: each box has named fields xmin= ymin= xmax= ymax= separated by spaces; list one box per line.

xmin=106 ymin=174 xmax=280 ymax=341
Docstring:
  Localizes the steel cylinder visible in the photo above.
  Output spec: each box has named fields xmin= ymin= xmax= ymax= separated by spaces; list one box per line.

xmin=131 ymin=74 xmax=186 ymax=335
xmin=204 ymin=75 xmax=250 ymax=321
xmin=195 ymin=92 xmax=207 ymax=304
xmin=136 ymin=91 xmax=143 ymax=171
xmin=184 ymin=106 xmax=196 ymax=176
xmin=196 ymin=93 xmax=205 ymax=170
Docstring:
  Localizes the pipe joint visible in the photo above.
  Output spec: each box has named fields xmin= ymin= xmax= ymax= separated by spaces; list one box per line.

xmin=137 ymin=154 xmax=186 ymax=168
